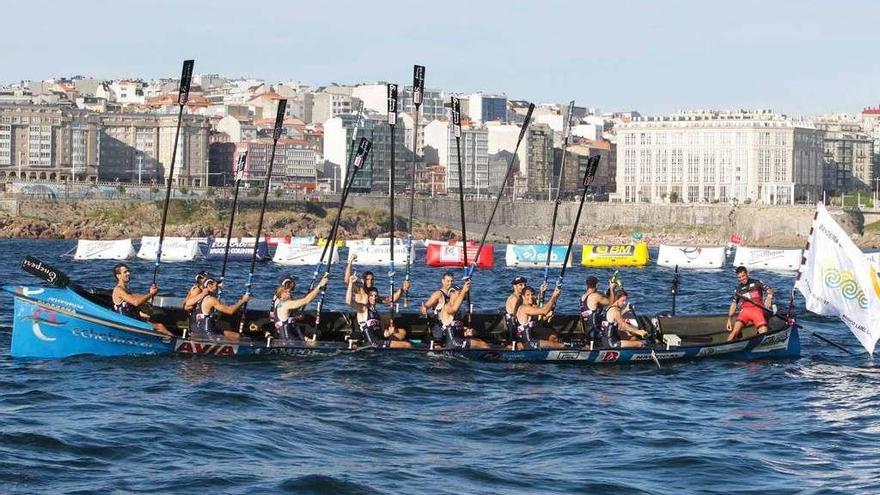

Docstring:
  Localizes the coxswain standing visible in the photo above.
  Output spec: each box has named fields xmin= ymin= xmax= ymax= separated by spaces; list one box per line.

xmin=726 ymin=266 xmax=774 ymax=342
xmin=111 ymin=263 xmax=173 ymax=337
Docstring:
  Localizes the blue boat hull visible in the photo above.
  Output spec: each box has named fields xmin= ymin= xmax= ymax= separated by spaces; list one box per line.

xmin=5 ymin=285 xmax=800 ymax=362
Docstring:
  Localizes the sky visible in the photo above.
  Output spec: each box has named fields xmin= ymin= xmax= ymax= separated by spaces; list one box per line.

xmin=4 ymin=0 xmax=880 ymax=116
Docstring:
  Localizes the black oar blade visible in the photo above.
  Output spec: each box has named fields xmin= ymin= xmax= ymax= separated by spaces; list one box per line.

xmin=177 ymin=60 xmax=194 ymax=105
xmin=353 ymin=138 xmax=372 ymax=170
xmin=412 ymin=65 xmax=425 ymax=105
xmin=21 ymin=256 xmax=70 ymax=288
xmin=273 ymin=99 xmax=288 ymax=140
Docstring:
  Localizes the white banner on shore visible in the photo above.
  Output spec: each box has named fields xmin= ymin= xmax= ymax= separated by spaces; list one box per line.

xmin=795 ymin=203 xmax=880 ymax=354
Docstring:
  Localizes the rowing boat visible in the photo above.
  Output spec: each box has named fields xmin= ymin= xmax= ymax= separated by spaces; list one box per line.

xmin=4 ymin=281 xmax=800 ymax=362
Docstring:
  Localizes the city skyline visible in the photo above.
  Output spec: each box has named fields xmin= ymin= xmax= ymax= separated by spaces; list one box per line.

xmin=3 ymin=0 xmax=879 ymax=117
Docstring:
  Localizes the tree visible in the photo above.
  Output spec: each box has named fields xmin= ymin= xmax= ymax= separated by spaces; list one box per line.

xmin=274 ymin=187 xmax=284 ymax=198
xmin=669 ymin=191 xmax=680 ymax=203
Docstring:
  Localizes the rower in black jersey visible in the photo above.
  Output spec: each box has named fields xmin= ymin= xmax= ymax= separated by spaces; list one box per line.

xmin=111 ymin=263 xmax=172 ymax=337
xmin=436 ymin=280 xmax=491 ymax=350
xmin=346 ymin=274 xmax=411 ymax=348
xmin=514 ymin=285 xmax=565 ymax=350
xmin=420 ymin=271 xmax=455 ymax=341
xmin=504 ymin=276 xmax=528 ymax=346
xmin=189 ymin=275 xmax=250 ymax=342
xmin=272 ymin=274 xmax=328 ymax=342
xmin=579 ymin=275 xmax=617 ymax=346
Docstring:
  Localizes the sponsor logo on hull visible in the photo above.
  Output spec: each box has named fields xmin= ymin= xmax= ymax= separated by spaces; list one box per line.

xmin=175 ymin=341 xmax=237 ymax=356
xmin=697 ymin=341 xmax=749 ymax=357
xmin=753 ymin=330 xmax=790 ymax=352
xmin=630 ymin=351 xmax=686 ymax=361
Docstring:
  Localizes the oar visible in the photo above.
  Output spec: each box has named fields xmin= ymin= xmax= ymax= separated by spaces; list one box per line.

xmin=237 ymin=99 xmax=288 ymax=334
xmin=540 ymin=100 xmax=575 ymax=305
xmin=21 ymin=256 xmax=73 ymax=289
xmin=388 ymin=83 xmax=398 ymax=317
xmin=466 ymin=103 xmax=535 ymax=278
xmin=309 ymin=102 xmax=365 ymax=291
xmin=218 ymin=151 xmax=248 ymax=292
xmin=152 ymin=59 xmax=194 ymax=286
xmin=314 ymin=138 xmax=373 ymax=326
xmin=555 ymin=155 xmax=601 ymax=288
xmin=403 ymin=64 xmax=425 ymax=307
xmin=451 ymin=96 xmax=472 ymax=322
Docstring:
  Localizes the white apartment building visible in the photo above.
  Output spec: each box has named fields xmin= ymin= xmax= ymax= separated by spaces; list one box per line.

xmin=615 ymin=111 xmax=824 ymax=204
xmin=422 ymin=120 xmax=489 ymax=193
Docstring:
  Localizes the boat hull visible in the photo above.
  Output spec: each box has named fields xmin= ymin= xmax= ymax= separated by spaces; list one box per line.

xmin=5 ymin=285 xmax=800 ymax=362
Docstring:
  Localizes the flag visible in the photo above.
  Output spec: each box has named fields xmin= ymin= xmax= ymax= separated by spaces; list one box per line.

xmin=795 ymin=202 xmax=880 ymax=354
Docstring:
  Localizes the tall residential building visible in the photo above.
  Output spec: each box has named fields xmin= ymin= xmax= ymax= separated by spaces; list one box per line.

xmin=615 ymin=110 xmax=824 ymax=204
xmin=230 ymin=139 xmax=317 ymax=190
xmin=0 ymin=104 xmax=100 ymax=182
xmin=323 ymin=113 xmax=409 ymax=193
xmin=99 ymin=112 xmax=210 ymax=186
xmin=557 ymin=141 xmax=615 ymax=198
xmin=468 ymin=93 xmax=507 ymax=123
xmin=400 ymin=86 xmax=446 ymax=122
xmin=524 ymin=123 xmax=554 ymax=198
xmin=422 ymin=120 xmax=489 ymax=194
xmin=815 ymin=119 xmax=874 ymax=192
xmin=304 ymin=91 xmax=357 ymax=125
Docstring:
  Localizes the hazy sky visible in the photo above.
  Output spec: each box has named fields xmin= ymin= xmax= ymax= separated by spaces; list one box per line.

xmin=5 ymin=0 xmax=879 ymax=116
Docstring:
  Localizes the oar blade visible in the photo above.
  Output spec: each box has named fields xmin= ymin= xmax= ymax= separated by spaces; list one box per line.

xmin=21 ymin=256 xmax=70 ymax=288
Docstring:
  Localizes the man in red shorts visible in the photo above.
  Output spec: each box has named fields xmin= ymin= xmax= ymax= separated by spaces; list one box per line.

xmin=726 ymin=265 xmax=774 ymax=341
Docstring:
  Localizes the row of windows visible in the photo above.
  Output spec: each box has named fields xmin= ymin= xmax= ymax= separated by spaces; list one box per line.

xmin=622 ymin=130 xmax=793 ymax=147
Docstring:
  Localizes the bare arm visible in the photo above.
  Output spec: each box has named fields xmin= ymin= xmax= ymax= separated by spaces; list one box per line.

xmin=114 ymin=286 xmax=155 ymax=308
xmin=390 ymin=280 xmax=411 ymax=303
xmin=610 ymin=307 xmax=646 ymax=338
xmin=289 ymin=275 xmax=329 ymax=311
xmin=520 ymin=290 xmax=561 ymax=317
xmin=345 ymin=275 xmax=364 ymax=312
xmin=421 ymin=290 xmax=441 ymax=315
xmin=207 ymin=294 xmax=250 ymax=316
xmin=505 ymin=294 xmax=521 ymax=314
xmin=443 ymin=282 xmax=470 ymax=316
xmin=183 ymin=286 xmax=204 ymax=311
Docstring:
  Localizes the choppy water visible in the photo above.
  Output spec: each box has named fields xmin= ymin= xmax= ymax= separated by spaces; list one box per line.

xmin=1 ymin=239 xmax=878 ymax=494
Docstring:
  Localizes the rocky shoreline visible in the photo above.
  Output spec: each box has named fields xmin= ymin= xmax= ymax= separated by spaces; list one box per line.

xmin=2 ymin=198 xmax=879 ymax=249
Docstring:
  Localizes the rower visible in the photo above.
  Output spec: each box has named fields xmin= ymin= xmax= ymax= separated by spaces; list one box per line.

xmin=504 ymin=276 xmax=527 ymax=345
xmin=726 ymin=266 xmax=774 ymax=342
xmin=514 ymin=285 xmax=565 ymax=349
xmin=273 ymin=274 xmax=328 ymax=342
xmin=190 ymin=275 xmax=251 ymax=342
xmin=420 ymin=271 xmax=455 ymax=341
xmin=580 ymin=275 xmax=616 ymax=346
xmin=269 ymin=274 xmax=297 ymax=325
xmin=344 ymin=253 xmax=410 ymax=305
xmin=346 ymin=274 xmax=411 ymax=348
xmin=183 ymin=270 xmax=209 ymax=312
xmin=111 ymin=263 xmax=173 ymax=337
xmin=437 ymin=280 xmax=491 ymax=350
xmin=602 ymin=290 xmax=648 ymax=349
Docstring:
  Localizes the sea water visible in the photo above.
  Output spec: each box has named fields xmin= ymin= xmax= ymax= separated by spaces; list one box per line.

xmin=1 ymin=239 xmax=878 ymax=494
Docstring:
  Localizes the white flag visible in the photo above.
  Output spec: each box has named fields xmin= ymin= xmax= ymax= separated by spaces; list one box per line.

xmin=795 ymin=202 xmax=880 ymax=354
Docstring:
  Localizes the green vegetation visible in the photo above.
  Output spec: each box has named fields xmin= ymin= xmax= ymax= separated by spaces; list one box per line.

xmin=865 ymin=220 xmax=880 ymax=233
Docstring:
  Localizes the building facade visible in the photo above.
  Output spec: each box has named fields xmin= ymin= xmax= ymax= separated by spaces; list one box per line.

xmin=814 ymin=119 xmax=874 ymax=192
xmin=323 ymin=114 xmax=410 ymax=193
xmin=0 ymin=104 xmax=100 ymax=182
xmin=422 ymin=120 xmax=490 ymax=194
xmin=99 ymin=112 xmax=210 ymax=186
xmin=615 ymin=111 xmax=824 ymax=204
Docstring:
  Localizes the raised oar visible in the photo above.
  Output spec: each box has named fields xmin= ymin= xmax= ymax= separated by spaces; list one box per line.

xmin=466 ymin=103 xmax=535 ymax=277
xmin=555 ymin=155 xmax=601 ymax=288
xmin=309 ymin=103 xmax=365 ymax=291
xmin=541 ymin=100 xmax=575 ymax=305
xmin=451 ymin=96 xmax=472 ymax=321
xmin=218 ymin=151 xmax=248 ymax=291
xmin=237 ymin=99 xmax=287 ymax=334
xmin=403 ymin=64 xmax=425 ymax=307
xmin=388 ymin=83 xmax=398 ymax=317
xmin=152 ymin=59 xmax=194 ymax=286
xmin=314 ymin=138 xmax=372 ymax=326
